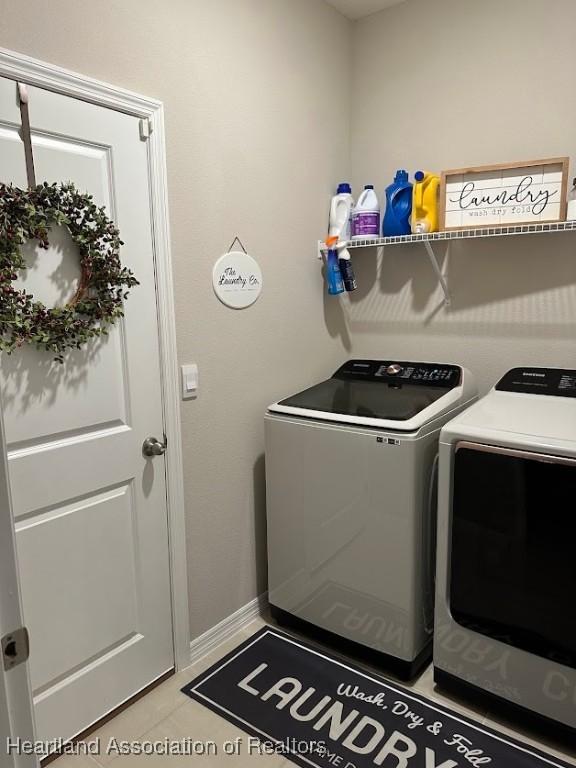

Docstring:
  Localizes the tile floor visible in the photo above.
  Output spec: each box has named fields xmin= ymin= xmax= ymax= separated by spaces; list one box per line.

xmin=52 ymin=616 xmax=576 ymax=767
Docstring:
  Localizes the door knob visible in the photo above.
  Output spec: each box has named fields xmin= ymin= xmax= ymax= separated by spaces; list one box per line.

xmin=142 ymin=436 xmax=167 ymax=457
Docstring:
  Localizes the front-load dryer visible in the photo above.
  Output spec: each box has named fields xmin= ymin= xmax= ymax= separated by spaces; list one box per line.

xmin=434 ymin=366 xmax=576 ymax=737
xmin=265 ymin=359 xmax=477 ymax=679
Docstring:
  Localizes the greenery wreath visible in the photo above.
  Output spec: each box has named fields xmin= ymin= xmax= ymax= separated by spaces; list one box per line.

xmin=0 ymin=182 xmax=138 ymax=363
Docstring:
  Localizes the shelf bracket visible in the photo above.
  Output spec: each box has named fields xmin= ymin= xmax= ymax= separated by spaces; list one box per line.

xmin=423 ymin=240 xmax=450 ymax=306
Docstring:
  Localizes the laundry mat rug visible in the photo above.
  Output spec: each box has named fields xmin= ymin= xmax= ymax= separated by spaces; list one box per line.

xmin=181 ymin=627 xmax=572 ymax=768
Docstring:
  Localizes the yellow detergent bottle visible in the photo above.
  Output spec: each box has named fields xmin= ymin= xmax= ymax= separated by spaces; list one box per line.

xmin=412 ymin=171 xmax=440 ymax=233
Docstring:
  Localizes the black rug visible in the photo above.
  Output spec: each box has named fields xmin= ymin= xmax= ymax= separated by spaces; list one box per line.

xmin=182 ymin=626 xmax=572 ymax=768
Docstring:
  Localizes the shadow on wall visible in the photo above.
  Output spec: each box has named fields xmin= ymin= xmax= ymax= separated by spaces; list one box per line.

xmin=344 ymin=232 xmax=576 ymax=340
xmin=253 ymin=453 xmax=268 ymax=594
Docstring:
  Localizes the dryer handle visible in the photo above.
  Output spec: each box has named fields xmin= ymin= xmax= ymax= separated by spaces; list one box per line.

xmin=423 ymin=453 xmax=439 ymax=635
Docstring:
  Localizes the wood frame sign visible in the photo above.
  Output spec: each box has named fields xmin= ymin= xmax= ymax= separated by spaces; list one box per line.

xmin=440 ymin=157 xmax=569 ymax=231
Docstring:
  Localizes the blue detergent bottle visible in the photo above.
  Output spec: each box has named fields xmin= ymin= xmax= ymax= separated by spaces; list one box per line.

xmin=382 ymin=170 xmax=413 ymax=236
xmin=326 ymin=249 xmax=344 ymax=295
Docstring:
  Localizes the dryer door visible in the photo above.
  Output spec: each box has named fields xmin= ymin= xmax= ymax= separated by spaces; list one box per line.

xmin=450 ymin=442 xmax=576 ymax=670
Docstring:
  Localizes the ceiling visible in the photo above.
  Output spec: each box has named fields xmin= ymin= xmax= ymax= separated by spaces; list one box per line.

xmin=324 ymin=0 xmax=407 ymax=20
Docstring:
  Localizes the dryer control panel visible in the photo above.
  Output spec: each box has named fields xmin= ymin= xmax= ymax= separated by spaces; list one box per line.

xmin=496 ymin=367 xmax=576 ymax=398
xmin=334 ymin=360 xmax=462 ymax=388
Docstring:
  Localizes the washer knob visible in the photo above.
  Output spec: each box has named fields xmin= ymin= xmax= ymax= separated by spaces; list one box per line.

xmin=386 ymin=363 xmax=403 ymax=375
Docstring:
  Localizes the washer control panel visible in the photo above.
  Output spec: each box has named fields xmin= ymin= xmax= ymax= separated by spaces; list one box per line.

xmin=335 ymin=360 xmax=462 ymax=388
xmin=496 ymin=367 xmax=576 ymax=398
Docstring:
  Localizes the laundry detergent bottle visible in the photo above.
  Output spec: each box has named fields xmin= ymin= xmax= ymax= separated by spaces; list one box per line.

xmin=325 ymin=182 xmax=356 ymax=294
xmin=328 ymin=182 xmax=355 ymax=242
xmin=382 ymin=170 xmax=413 ymax=237
xmin=352 ymin=185 xmax=380 ymax=239
xmin=326 ymin=248 xmax=345 ymax=295
xmin=412 ymin=171 xmax=440 ymax=233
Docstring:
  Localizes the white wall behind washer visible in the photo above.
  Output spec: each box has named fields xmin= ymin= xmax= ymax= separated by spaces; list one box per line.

xmin=348 ymin=0 xmax=576 ymax=393
xmin=0 ymin=0 xmax=352 ymax=642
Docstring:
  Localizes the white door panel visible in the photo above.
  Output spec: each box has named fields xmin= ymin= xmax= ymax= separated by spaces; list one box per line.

xmin=2 ymin=341 xmax=129 ymax=449
xmin=15 ymin=483 xmax=140 ymax=692
xmin=0 ymin=396 xmax=37 ymax=768
xmin=0 ymin=76 xmax=173 ymax=746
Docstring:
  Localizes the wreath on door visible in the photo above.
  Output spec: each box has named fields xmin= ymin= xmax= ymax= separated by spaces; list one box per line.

xmin=0 ymin=182 xmax=138 ymax=363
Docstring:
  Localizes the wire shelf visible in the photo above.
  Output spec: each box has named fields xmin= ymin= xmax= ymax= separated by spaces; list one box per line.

xmin=336 ymin=220 xmax=576 ymax=249
xmin=317 ymin=220 xmax=576 ymax=307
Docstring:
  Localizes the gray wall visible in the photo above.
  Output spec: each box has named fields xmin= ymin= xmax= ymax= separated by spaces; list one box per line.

xmin=348 ymin=0 xmax=576 ymax=392
xmin=0 ymin=0 xmax=352 ymax=639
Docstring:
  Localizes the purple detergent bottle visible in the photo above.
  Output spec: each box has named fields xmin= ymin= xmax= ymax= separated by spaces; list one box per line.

xmin=383 ymin=170 xmax=413 ymax=237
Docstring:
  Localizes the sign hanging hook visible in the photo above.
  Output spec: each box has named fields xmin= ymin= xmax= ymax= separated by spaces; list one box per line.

xmin=227 ymin=236 xmax=247 ymax=254
xmin=17 ymin=82 xmax=36 ymax=188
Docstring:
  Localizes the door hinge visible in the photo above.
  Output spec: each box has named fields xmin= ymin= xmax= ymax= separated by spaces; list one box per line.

xmin=139 ymin=117 xmax=153 ymax=141
xmin=2 ymin=627 xmax=30 ymax=671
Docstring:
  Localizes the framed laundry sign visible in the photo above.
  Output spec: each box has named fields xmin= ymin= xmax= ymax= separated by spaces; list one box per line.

xmin=440 ymin=157 xmax=569 ymax=230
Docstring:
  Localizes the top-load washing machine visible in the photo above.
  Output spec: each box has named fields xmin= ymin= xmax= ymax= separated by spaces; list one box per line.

xmin=265 ymin=358 xmax=477 ymax=679
xmin=434 ymin=366 xmax=576 ymax=737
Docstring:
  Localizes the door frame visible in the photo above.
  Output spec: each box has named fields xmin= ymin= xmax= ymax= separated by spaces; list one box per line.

xmin=0 ymin=47 xmax=191 ymax=671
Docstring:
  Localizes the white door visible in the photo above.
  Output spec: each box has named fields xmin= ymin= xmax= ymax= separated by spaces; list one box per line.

xmin=0 ymin=396 xmax=37 ymax=768
xmin=0 ymin=77 xmax=174 ymax=747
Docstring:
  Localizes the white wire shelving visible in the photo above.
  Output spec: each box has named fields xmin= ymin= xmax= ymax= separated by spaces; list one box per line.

xmin=317 ymin=220 xmax=576 ymax=307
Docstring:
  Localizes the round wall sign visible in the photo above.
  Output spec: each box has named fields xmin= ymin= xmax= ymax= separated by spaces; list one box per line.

xmin=212 ymin=251 xmax=262 ymax=309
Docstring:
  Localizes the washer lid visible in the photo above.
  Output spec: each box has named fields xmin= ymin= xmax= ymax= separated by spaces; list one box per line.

xmin=269 ymin=359 xmax=465 ymax=430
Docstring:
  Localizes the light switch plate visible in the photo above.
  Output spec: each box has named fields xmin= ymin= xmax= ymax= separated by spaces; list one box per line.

xmin=181 ymin=364 xmax=198 ymax=400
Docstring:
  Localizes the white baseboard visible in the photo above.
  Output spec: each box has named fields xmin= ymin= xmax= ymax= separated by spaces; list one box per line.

xmin=189 ymin=592 xmax=268 ymax=666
